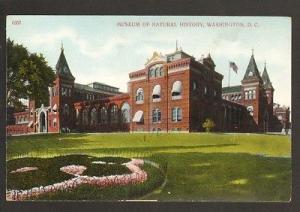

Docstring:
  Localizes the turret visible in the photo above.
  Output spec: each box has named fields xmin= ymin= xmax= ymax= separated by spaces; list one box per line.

xmin=241 ymin=51 xmax=264 ymax=131
xmin=48 ymin=44 xmax=75 ymax=132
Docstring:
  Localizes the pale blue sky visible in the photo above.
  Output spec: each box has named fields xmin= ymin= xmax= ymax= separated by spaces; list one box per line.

xmin=6 ymin=16 xmax=291 ymax=107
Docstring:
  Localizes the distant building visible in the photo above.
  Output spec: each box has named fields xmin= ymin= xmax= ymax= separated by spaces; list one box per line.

xmin=7 ymin=46 xmax=290 ymax=135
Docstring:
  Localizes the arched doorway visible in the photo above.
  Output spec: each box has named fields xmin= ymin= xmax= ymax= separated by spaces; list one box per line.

xmin=121 ymin=102 xmax=130 ymax=123
xmin=39 ymin=111 xmax=47 ymax=133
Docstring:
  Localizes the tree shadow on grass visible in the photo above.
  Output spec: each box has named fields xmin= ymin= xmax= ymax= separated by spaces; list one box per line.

xmin=56 ymin=143 xmax=239 ymax=155
xmin=145 ymin=152 xmax=291 ymax=202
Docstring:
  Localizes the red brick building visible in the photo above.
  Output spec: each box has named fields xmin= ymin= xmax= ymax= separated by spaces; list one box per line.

xmin=7 ymin=47 xmax=290 ymax=135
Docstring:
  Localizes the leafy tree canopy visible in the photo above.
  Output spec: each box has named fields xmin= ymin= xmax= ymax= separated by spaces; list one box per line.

xmin=7 ymin=38 xmax=55 ymax=110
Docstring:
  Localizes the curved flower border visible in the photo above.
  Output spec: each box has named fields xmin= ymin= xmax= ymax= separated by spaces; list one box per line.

xmin=6 ymin=159 xmax=147 ymax=201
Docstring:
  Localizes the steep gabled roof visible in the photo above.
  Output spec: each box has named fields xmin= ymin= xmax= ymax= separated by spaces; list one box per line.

xmin=262 ymin=65 xmax=273 ymax=89
xmin=55 ymin=47 xmax=75 ymax=80
xmin=243 ymin=54 xmax=262 ymax=81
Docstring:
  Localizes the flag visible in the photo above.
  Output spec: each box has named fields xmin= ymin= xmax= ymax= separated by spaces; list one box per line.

xmin=229 ymin=61 xmax=238 ymax=73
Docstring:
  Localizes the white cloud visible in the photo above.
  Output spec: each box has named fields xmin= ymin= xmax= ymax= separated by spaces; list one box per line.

xmin=28 ymin=27 xmax=131 ymax=60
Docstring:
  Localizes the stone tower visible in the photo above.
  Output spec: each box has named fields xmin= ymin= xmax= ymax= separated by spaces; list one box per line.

xmin=262 ymin=62 xmax=274 ymax=131
xmin=48 ymin=45 xmax=75 ymax=132
xmin=241 ymin=52 xmax=264 ymax=131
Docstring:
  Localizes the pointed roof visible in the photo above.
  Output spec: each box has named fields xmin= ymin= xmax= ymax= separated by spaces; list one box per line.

xmin=243 ymin=54 xmax=262 ymax=81
xmin=55 ymin=47 xmax=75 ymax=80
xmin=262 ymin=63 xmax=273 ymax=89
xmin=203 ymin=53 xmax=216 ymax=69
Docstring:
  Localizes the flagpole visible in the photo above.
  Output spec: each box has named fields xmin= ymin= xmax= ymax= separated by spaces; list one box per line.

xmin=228 ymin=61 xmax=230 ymax=87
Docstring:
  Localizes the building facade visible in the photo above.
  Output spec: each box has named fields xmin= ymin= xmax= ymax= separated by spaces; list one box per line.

xmin=7 ymin=47 xmax=290 ymax=135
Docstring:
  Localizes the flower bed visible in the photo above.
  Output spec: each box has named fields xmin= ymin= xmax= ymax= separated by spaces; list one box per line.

xmin=10 ymin=167 xmax=38 ymax=173
xmin=7 ymin=158 xmax=147 ymax=201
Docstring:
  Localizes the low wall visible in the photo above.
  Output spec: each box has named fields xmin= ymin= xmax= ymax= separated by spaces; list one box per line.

xmin=7 ymin=124 xmax=34 ymax=136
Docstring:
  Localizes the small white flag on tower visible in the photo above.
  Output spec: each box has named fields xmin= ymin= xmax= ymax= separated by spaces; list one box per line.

xmin=229 ymin=61 xmax=238 ymax=73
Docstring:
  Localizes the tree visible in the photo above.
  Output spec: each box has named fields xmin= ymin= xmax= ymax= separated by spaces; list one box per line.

xmin=7 ymin=39 xmax=29 ymax=111
xmin=7 ymin=39 xmax=55 ymax=109
xmin=18 ymin=53 xmax=55 ymax=107
xmin=202 ymin=118 xmax=215 ymax=132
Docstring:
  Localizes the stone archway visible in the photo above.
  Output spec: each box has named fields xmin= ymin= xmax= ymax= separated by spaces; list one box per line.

xmin=39 ymin=111 xmax=47 ymax=133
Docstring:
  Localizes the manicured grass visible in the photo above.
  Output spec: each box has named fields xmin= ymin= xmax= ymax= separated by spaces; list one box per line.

xmin=6 ymin=133 xmax=291 ymax=201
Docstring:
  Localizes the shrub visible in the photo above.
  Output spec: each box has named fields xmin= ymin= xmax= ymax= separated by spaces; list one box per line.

xmin=202 ymin=118 xmax=215 ymax=132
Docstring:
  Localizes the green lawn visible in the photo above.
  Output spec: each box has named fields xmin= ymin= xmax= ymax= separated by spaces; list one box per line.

xmin=6 ymin=133 xmax=291 ymax=201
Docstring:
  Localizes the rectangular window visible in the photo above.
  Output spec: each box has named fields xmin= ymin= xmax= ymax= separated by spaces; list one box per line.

xmin=158 ymin=111 xmax=161 ymax=122
xmin=152 ymin=110 xmax=161 ymax=123
xmin=177 ymin=108 xmax=182 ymax=121
xmin=152 ymin=110 xmax=157 ymax=123
xmin=172 ymin=107 xmax=182 ymax=122
xmin=172 ymin=108 xmax=177 ymax=121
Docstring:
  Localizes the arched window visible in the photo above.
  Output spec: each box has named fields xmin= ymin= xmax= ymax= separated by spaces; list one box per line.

xmin=53 ymin=118 xmax=57 ymax=127
xmin=63 ymin=104 xmax=69 ymax=116
xmin=149 ymin=64 xmax=164 ymax=78
xmin=192 ymin=81 xmax=197 ymax=91
xmin=171 ymin=81 xmax=182 ymax=99
xmin=149 ymin=68 xmax=155 ymax=77
xmin=155 ymin=67 xmax=161 ymax=77
xmin=152 ymin=108 xmax=161 ymax=123
xmin=82 ymin=109 xmax=89 ymax=125
xmin=110 ymin=105 xmax=118 ymax=123
xmin=100 ymin=107 xmax=107 ymax=123
xmin=76 ymin=109 xmax=80 ymax=120
xmin=204 ymin=86 xmax=208 ymax=95
xmin=172 ymin=107 xmax=182 ymax=122
xmin=91 ymin=108 xmax=98 ymax=125
xmin=247 ymin=106 xmax=254 ymax=116
xmin=121 ymin=103 xmax=130 ymax=123
xmin=159 ymin=66 xmax=164 ymax=76
xmin=136 ymin=88 xmax=144 ymax=102
xmin=245 ymin=91 xmax=249 ymax=100
xmin=133 ymin=110 xmax=144 ymax=123
xmin=253 ymin=90 xmax=256 ymax=99
xmin=152 ymin=84 xmax=161 ymax=100
xmin=249 ymin=90 xmax=253 ymax=99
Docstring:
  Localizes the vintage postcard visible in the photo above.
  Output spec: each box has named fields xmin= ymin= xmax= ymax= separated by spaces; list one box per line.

xmin=5 ymin=16 xmax=291 ymax=201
